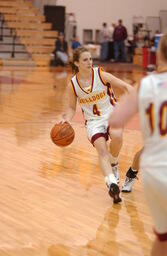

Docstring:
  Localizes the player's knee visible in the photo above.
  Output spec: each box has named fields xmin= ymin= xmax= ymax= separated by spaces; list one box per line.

xmin=111 ymin=130 xmax=123 ymax=144
xmin=97 ymin=147 xmax=108 ymax=158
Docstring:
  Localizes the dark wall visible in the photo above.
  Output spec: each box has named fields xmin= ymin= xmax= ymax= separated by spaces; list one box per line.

xmin=44 ymin=5 xmax=65 ymax=33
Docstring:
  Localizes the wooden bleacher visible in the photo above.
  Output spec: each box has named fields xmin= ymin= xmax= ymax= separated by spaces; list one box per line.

xmin=0 ymin=0 xmax=58 ymax=66
xmin=4 ymin=13 xmax=45 ymax=22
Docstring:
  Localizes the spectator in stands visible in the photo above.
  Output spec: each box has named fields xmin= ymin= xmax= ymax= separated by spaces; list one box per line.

xmin=99 ymin=22 xmax=110 ymax=62
xmin=107 ymin=22 xmax=115 ymax=61
xmin=127 ymin=35 xmax=137 ymax=62
xmin=152 ymin=30 xmax=162 ymax=49
xmin=113 ymin=19 xmax=127 ymax=62
xmin=72 ymin=36 xmax=81 ymax=50
xmin=135 ymin=23 xmax=147 ymax=48
xmin=53 ymin=32 xmax=69 ymax=66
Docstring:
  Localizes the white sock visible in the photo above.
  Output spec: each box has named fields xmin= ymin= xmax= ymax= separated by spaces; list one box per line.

xmin=130 ymin=167 xmax=138 ymax=173
xmin=105 ymin=173 xmax=117 ymax=187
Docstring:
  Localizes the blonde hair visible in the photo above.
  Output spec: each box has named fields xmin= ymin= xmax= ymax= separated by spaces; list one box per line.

xmin=71 ymin=46 xmax=90 ymax=73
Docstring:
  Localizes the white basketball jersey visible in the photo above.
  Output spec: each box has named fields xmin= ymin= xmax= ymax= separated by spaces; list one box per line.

xmin=139 ymin=72 xmax=167 ymax=168
xmin=71 ymin=67 xmax=116 ymax=121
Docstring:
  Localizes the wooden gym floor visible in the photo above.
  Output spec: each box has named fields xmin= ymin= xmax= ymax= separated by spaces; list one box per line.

xmin=0 ymin=63 xmax=154 ymax=256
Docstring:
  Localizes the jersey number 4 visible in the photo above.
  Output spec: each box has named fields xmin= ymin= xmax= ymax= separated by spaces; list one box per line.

xmin=93 ymin=104 xmax=101 ymax=116
xmin=146 ymin=101 xmax=167 ymax=136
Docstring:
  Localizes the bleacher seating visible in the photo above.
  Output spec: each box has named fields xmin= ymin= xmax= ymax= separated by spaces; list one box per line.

xmin=0 ymin=0 xmax=58 ymax=66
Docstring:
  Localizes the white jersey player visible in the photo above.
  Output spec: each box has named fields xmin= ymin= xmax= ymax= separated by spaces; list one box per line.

xmin=109 ymin=34 xmax=167 ymax=256
xmin=60 ymin=46 xmax=132 ymax=203
xmin=71 ymin=67 xmax=116 ymax=143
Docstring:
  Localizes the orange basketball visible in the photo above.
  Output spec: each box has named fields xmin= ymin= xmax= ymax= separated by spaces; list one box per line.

xmin=50 ymin=122 xmax=75 ymax=147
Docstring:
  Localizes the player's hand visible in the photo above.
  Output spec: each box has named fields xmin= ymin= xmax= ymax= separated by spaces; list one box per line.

xmin=56 ymin=114 xmax=71 ymax=125
xmin=55 ymin=115 xmax=66 ymax=124
xmin=59 ymin=119 xmax=66 ymax=124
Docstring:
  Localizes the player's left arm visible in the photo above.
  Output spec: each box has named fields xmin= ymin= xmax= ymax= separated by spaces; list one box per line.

xmin=108 ymin=86 xmax=139 ymax=128
xmin=101 ymin=70 xmax=133 ymax=93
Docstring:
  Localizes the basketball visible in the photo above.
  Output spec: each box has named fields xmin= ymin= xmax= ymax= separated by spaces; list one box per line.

xmin=50 ymin=122 xmax=75 ymax=147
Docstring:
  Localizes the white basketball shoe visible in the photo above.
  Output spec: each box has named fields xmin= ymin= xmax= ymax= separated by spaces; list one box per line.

xmin=122 ymin=167 xmax=138 ymax=192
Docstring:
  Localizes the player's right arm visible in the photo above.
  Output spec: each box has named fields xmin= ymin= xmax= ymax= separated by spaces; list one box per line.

xmin=61 ymin=81 xmax=77 ymax=123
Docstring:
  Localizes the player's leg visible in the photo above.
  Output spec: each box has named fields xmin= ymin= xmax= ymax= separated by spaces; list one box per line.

xmin=151 ymin=238 xmax=167 ymax=256
xmin=94 ymin=136 xmax=121 ymax=203
xmin=122 ymin=148 xmax=143 ymax=192
xmin=108 ymin=128 xmax=123 ymax=184
xmin=86 ymin=119 xmax=121 ymax=203
xmin=142 ymin=168 xmax=167 ymax=256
